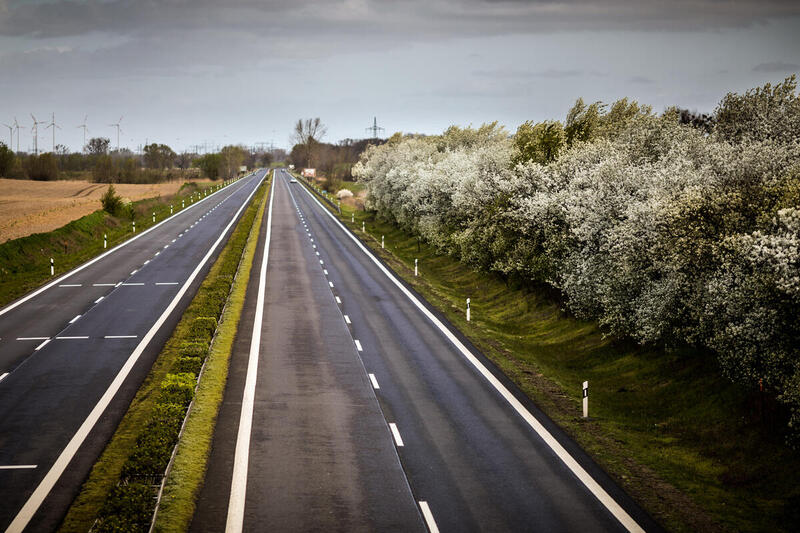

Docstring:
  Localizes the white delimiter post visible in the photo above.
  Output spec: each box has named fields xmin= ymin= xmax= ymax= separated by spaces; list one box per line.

xmin=182 ymin=200 xmax=185 ymax=209
xmin=381 ymin=235 xmax=385 ymax=249
xmin=103 ymin=233 xmax=107 ymax=249
xmin=351 ymin=213 xmax=354 ymax=223
xmin=152 ymin=212 xmax=155 ymax=223
xmin=170 ymin=205 xmax=173 ymax=215
xmin=132 ymin=221 xmax=136 ymax=233
xmin=414 ymin=258 xmax=418 ymax=277
xmin=582 ymin=381 xmax=589 ymax=418
xmin=50 ymin=258 xmax=54 ymax=276
xmin=466 ymin=298 xmax=471 ymax=322
xmin=362 ymin=221 xmax=365 ymax=232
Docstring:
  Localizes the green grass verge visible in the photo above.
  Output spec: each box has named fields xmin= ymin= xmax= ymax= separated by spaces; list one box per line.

xmin=292 ymin=172 xmax=800 ymax=533
xmin=0 ymin=179 xmax=232 ymax=309
xmin=152 ymin=174 xmax=270 ymax=532
xmin=58 ymin=175 xmax=267 ymax=533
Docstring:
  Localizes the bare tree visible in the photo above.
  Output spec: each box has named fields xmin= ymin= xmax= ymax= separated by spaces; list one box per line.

xmin=292 ymin=117 xmax=327 ymax=168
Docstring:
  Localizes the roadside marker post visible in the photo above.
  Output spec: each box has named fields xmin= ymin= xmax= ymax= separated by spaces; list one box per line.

xmin=351 ymin=213 xmax=354 ymax=223
xmin=103 ymin=234 xmax=107 ymax=249
xmin=382 ymin=235 xmax=385 ymax=249
xmin=170 ymin=205 xmax=173 ymax=215
xmin=415 ymin=258 xmax=418 ymax=277
xmin=152 ymin=212 xmax=155 ymax=223
xmin=466 ymin=298 xmax=471 ymax=322
xmin=182 ymin=200 xmax=185 ymax=209
xmin=132 ymin=221 xmax=136 ymax=233
xmin=362 ymin=221 xmax=365 ymax=232
xmin=583 ymin=381 xmax=589 ymax=418
xmin=50 ymin=258 xmax=54 ymax=276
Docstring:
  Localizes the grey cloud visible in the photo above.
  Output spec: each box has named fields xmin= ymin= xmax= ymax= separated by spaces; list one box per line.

xmin=473 ymin=68 xmax=584 ymax=79
xmin=629 ymin=75 xmax=654 ymax=84
xmin=752 ymin=61 xmax=800 ymax=72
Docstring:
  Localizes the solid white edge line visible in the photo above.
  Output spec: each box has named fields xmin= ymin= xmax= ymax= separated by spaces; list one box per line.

xmin=389 ymin=423 xmax=404 ymax=447
xmin=6 ymin=171 xmax=267 ymax=533
xmin=0 ymin=173 xmax=252 ymax=319
xmin=0 ymin=373 xmax=9 ymax=383
xmin=369 ymin=373 xmax=380 ymax=389
xmin=419 ymin=501 xmax=440 ymax=533
xmin=295 ymin=175 xmax=645 ymax=533
xmin=226 ymin=172 xmax=275 ymax=533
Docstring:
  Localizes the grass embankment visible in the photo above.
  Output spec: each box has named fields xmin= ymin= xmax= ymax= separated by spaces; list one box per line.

xmin=58 ymin=175 xmax=268 ymax=533
xmin=293 ymin=172 xmax=800 ymax=533
xmin=0 ymin=179 xmax=233 ymax=309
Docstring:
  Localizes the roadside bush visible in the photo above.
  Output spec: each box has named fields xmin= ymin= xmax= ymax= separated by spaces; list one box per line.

xmin=100 ymin=184 xmax=122 ymax=215
xmin=175 ymin=356 xmax=204 ymax=375
xmin=180 ymin=341 xmax=208 ymax=359
xmin=354 ymin=76 xmax=800 ymax=436
xmin=95 ymin=483 xmax=154 ymax=532
xmin=23 ymin=152 xmax=59 ymax=180
xmin=187 ymin=317 xmax=217 ymax=343
xmin=158 ymin=372 xmax=197 ymax=406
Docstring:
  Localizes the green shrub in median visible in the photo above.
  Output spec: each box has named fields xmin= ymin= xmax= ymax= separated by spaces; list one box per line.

xmin=187 ymin=317 xmax=217 ymax=343
xmin=175 ymin=356 xmax=204 ymax=375
xmin=95 ymin=483 xmax=154 ymax=533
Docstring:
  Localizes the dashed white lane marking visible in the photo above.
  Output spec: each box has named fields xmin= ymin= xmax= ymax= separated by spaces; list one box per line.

xmin=115 ymin=282 xmax=122 ymax=287
xmin=389 ymin=423 xmax=404 ymax=447
xmin=103 ymin=335 xmax=138 ymax=339
xmin=344 ymin=314 xmax=351 ymax=324
xmin=16 ymin=337 xmax=49 ymax=341
xmin=164 ymin=244 xmax=169 ymax=249
xmin=171 ymin=239 xmax=176 ymax=243
xmin=335 ymin=296 xmax=341 ymax=304
xmin=368 ymin=373 xmax=380 ymax=389
xmin=122 ymin=283 xmax=144 ymax=286
xmin=130 ymin=270 xmax=138 ymax=275
xmin=294 ymin=175 xmax=646 ymax=533
xmin=68 ymin=315 xmax=81 ymax=324
xmin=35 ymin=339 xmax=51 ymax=350
xmin=93 ymin=283 xmax=115 ymax=287
xmin=56 ymin=336 xmax=89 ymax=340
xmin=94 ymin=297 xmax=104 ymax=303
xmin=0 ymin=465 xmax=37 ymax=470
xmin=0 ymin=373 xmax=9 ymax=383
xmin=58 ymin=284 xmax=81 ymax=288
xmin=323 ymin=269 xmax=328 ymax=275
xmin=315 ymin=251 xmax=319 ymax=256
xmin=319 ymin=260 xmax=324 ymax=265
xmin=143 ymin=260 xmax=150 ymax=265
xmin=155 ymin=251 xmax=160 ymax=256
xmin=419 ymin=502 xmax=440 ymax=533
xmin=328 ymin=281 xmax=334 ymax=288
xmin=354 ymin=339 xmax=363 ymax=351
xmin=155 ymin=282 xmax=179 ymax=286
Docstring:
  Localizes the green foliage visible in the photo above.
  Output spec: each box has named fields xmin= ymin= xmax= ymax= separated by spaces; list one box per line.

xmin=100 ymin=184 xmax=122 ymax=215
xmin=95 ymin=483 xmax=154 ymax=532
xmin=187 ymin=316 xmax=218 ymax=343
xmin=512 ymin=120 xmax=565 ymax=165
xmin=175 ymin=356 xmax=204 ymax=375
xmin=93 ymin=154 xmax=115 ymax=183
xmin=143 ymin=143 xmax=177 ymax=169
xmin=0 ymin=142 xmax=14 ymax=177
xmin=194 ymin=153 xmax=222 ymax=180
xmin=716 ymin=75 xmax=800 ymax=143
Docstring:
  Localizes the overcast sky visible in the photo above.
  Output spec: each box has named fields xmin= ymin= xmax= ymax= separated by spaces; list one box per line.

xmin=1 ymin=0 xmax=799 ymax=153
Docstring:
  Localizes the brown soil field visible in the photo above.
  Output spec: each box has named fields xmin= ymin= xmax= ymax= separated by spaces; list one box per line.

xmin=0 ymin=179 xmax=190 ymax=243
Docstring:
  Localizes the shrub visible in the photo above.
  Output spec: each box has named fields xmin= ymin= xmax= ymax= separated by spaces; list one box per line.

xmin=100 ymin=184 xmax=122 ymax=215
xmin=175 ymin=356 xmax=204 ymax=375
xmin=158 ymin=373 xmax=197 ymax=406
xmin=96 ymin=483 xmax=154 ymax=532
xmin=187 ymin=316 xmax=217 ymax=343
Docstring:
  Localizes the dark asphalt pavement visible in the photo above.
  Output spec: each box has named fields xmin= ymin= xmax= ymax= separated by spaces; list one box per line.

xmin=0 ymin=170 xmax=266 ymax=532
xmin=193 ymin=170 xmax=662 ymax=533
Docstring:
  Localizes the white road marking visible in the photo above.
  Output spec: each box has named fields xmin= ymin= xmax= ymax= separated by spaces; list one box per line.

xmin=354 ymin=339 xmax=362 ymax=351
xmin=143 ymin=260 xmax=150 ymax=265
xmin=92 ymin=283 xmax=115 ymax=287
xmin=58 ymin=284 xmax=81 ymax=288
xmin=122 ymin=283 xmax=144 ymax=286
xmin=16 ymin=337 xmax=49 ymax=341
xmin=171 ymin=239 xmax=176 ymax=243
xmin=155 ymin=282 xmax=180 ymax=286
xmin=389 ymin=423 xmax=404 ymax=447
xmin=164 ymin=244 xmax=169 ymax=249
xmin=344 ymin=314 xmax=351 ymax=324
xmin=320 ymin=260 xmax=324 ymax=265
xmin=155 ymin=251 xmax=160 ymax=256
xmin=369 ymin=373 xmax=380 ymax=389
xmin=294 ymin=172 xmax=645 ymax=533
xmin=7 ymin=173 xmax=266 ymax=533
xmin=56 ymin=336 xmax=89 ymax=340
xmin=419 ymin=502 xmax=440 ymax=533
xmin=130 ymin=270 xmax=137 ymax=275
xmin=115 ymin=282 xmax=122 ymax=287
xmin=0 ymin=465 xmax=37 ymax=470
xmin=0 ymin=373 xmax=8 ymax=383
xmin=323 ymin=269 xmax=328 ymax=275
xmin=68 ymin=315 xmax=81 ymax=324
xmin=103 ymin=335 xmax=137 ymax=339
xmin=94 ymin=297 xmax=104 ymax=303
xmin=335 ymin=296 xmax=341 ymax=304
xmin=0 ymin=178 xmax=240 ymax=319
xmin=35 ymin=339 xmax=51 ymax=350
xmin=227 ymin=174 xmax=276 ymax=533
xmin=316 ymin=251 xmax=319 ymax=256
xmin=328 ymin=281 xmax=334 ymax=288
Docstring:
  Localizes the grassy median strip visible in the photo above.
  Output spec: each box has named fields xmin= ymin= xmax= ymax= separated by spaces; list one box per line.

xmin=58 ymin=176 xmax=268 ymax=533
xmin=0 ymin=179 xmax=231 ymax=309
xmin=293 ymin=172 xmax=800 ymax=533
xmin=151 ymin=174 xmax=270 ymax=532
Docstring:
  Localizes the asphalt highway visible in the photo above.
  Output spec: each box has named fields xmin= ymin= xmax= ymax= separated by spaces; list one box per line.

xmin=193 ymin=170 xmax=662 ymax=532
xmin=0 ymin=170 xmax=266 ymax=532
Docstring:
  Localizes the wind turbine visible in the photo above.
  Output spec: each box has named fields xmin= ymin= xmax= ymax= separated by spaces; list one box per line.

xmin=77 ymin=115 xmax=89 ymax=152
xmin=2 ymin=122 xmax=11 ymax=148
xmin=45 ymin=112 xmax=61 ymax=153
xmin=13 ymin=118 xmax=24 ymax=153
xmin=109 ymin=116 xmax=123 ymax=153
xmin=31 ymin=114 xmax=43 ymax=155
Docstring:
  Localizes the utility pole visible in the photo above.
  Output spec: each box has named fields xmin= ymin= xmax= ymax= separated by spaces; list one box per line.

xmin=365 ymin=116 xmax=385 ymax=139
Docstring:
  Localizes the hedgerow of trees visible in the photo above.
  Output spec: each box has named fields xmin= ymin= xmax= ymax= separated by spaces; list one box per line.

xmin=354 ymin=76 xmax=800 ymax=437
